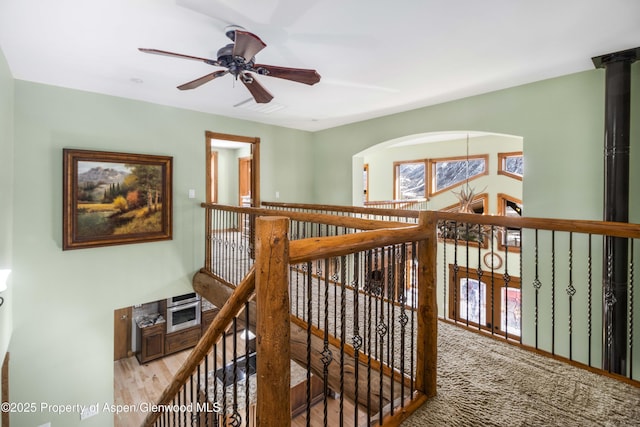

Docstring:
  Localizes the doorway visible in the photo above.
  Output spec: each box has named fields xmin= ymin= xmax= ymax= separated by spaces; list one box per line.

xmin=206 ymin=131 xmax=260 ymax=207
xmin=239 ymin=157 xmax=251 ymax=207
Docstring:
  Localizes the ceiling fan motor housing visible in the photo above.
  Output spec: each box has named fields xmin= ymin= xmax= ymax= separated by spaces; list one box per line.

xmin=217 ymin=43 xmax=255 ymax=76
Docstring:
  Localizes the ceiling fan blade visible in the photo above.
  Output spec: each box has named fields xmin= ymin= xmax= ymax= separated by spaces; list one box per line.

xmin=253 ymin=64 xmax=321 ymax=85
xmin=232 ymin=30 xmax=266 ymax=62
xmin=139 ymin=48 xmax=220 ymax=66
xmin=240 ymin=74 xmax=274 ymax=104
xmin=178 ymin=70 xmax=228 ymax=90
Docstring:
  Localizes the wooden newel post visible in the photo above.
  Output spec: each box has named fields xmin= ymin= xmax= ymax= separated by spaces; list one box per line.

xmin=415 ymin=210 xmax=438 ymax=398
xmin=255 ymin=216 xmax=291 ymax=426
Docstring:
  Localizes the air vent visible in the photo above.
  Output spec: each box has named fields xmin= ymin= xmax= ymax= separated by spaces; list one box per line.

xmin=234 ymin=98 xmax=286 ymax=114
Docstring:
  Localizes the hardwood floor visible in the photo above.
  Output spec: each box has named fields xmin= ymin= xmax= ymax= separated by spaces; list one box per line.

xmin=114 ymin=346 xmax=367 ymax=427
xmin=114 ymin=349 xmax=190 ymax=427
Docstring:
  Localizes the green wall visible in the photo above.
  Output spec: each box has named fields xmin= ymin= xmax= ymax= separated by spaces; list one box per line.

xmin=0 ymin=45 xmax=14 ymax=410
xmin=9 ymin=80 xmax=313 ymax=426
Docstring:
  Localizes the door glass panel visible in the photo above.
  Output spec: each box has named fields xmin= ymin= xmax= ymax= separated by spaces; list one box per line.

xmin=459 ymin=278 xmax=486 ymax=325
xmin=500 ymin=287 xmax=521 ymax=336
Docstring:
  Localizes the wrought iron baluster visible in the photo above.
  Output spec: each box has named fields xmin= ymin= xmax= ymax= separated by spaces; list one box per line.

xmin=398 ymin=243 xmax=408 ymax=408
xmin=504 ymin=233 xmax=510 ymax=341
xmin=533 ymin=229 xmax=542 ymax=348
xmin=410 ymin=242 xmax=417 ymax=394
xmin=476 ymin=223 xmax=484 ymax=332
xmin=629 ymin=239 xmax=634 ymax=379
xmin=366 ymin=249 xmax=373 ymax=426
xmin=316 ymin=259 xmax=323 ymax=328
xmin=197 ymin=364 xmax=202 ymax=427
xmin=305 ymin=261 xmax=313 ymax=427
xmin=587 ymin=234 xmax=593 ymax=366
xmin=172 ymin=395 xmax=177 ymax=426
xmin=322 ymin=257 xmax=332 ymax=427
xmin=244 ymin=302 xmax=251 ymax=426
xmin=518 ymin=228 xmax=523 ymax=345
xmin=352 ymin=251 xmax=361 ymax=426
xmin=221 ymin=327 xmax=228 ymax=421
xmin=213 ymin=343 xmax=219 ymax=427
xmin=189 ymin=374 xmax=194 ymax=426
xmin=551 ymin=230 xmax=556 ymax=355
xmin=490 ymin=226 xmax=496 ymax=336
xmin=339 ymin=255 xmax=347 ymax=426
xmin=378 ymin=247 xmax=388 ymax=420
xmin=205 ymin=345 xmax=211 ymax=427
xmin=230 ymin=319 xmax=241 ymax=427
xmin=465 ymin=222 xmax=470 ymax=328
xmin=453 ymin=222 xmax=459 ymax=325
xmin=441 ymin=221 xmax=447 ymax=314
xmin=333 ymin=256 xmax=338 ymax=337
xmin=567 ymin=232 xmax=575 ymax=361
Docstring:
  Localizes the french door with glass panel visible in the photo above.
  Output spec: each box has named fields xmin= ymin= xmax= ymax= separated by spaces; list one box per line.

xmin=448 ymin=265 xmax=521 ymax=338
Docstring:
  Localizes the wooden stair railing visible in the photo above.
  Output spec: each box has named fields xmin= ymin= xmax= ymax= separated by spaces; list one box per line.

xmin=147 ymin=211 xmax=438 ymax=426
xmin=142 ymin=268 xmax=256 ymax=427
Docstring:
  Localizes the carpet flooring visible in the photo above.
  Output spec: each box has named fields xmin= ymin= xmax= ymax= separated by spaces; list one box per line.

xmin=403 ymin=321 xmax=640 ymax=427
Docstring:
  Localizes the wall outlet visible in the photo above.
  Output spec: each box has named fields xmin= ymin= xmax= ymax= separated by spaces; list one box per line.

xmin=80 ymin=404 xmax=99 ymax=420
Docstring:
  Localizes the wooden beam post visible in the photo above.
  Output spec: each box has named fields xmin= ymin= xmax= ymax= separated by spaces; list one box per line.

xmin=415 ymin=210 xmax=438 ymax=398
xmin=255 ymin=216 xmax=291 ymax=426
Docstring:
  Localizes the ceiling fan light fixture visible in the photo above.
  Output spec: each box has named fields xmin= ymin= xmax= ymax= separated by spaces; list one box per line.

xmin=240 ymin=73 xmax=254 ymax=84
xmin=139 ymin=26 xmax=320 ymax=104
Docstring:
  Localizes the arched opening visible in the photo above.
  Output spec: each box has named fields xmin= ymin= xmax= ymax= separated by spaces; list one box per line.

xmin=353 ymin=130 xmax=524 ymax=334
xmin=352 ymin=130 xmax=523 ymax=214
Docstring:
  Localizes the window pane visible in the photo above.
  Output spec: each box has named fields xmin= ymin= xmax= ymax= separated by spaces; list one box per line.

xmin=398 ymin=162 xmax=425 ymax=199
xmin=504 ymin=156 xmax=523 ymax=176
xmin=434 ymin=158 xmax=486 ymax=192
xmin=500 ymin=287 xmax=521 ymax=336
xmin=459 ymin=278 xmax=486 ymax=325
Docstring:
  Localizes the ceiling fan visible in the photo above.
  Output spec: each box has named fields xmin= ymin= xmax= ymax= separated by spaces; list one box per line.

xmin=139 ymin=25 xmax=321 ymax=104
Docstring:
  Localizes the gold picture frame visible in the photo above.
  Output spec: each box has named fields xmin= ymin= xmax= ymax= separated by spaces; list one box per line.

xmin=63 ymin=149 xmax=173 ymax=250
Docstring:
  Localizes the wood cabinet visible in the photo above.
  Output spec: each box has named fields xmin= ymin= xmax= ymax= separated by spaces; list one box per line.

xmin=290 ymin=374 xmax=324 ymax=417
xmin=136 ymin=323 xmax=165 ymax=364
xmin=165 ymin=326 xmax=201 ymax=355
xmin=201 ymin=308 xmax=220 ymax=334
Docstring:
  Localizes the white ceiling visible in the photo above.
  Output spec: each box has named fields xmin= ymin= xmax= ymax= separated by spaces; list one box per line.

xmin=1 ymin=0 xmax=639 ymax=132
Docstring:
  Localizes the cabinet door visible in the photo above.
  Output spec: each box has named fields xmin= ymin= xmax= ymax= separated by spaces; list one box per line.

xmin=137 ymin=324 xmax=165 ymax=363
xmin=143 ymin=332 xmax=165 ymax=361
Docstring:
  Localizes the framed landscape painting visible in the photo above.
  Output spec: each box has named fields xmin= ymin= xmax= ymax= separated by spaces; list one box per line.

xmin=63 ymin=149 xmax=173 ymax=250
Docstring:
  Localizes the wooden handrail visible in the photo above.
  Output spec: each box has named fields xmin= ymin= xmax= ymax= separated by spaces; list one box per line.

xmin=261 ymin=200 xmax=420 ymax=219
xmin=432 ymin=211 xmax=640 ymax=238
xmin=202 ymin=203 xmax=412 ymax=230
xmin=142 ymin=268 xmax=256 ymax=427
xmin=289 ymin=224 xmax=428 ymax=264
